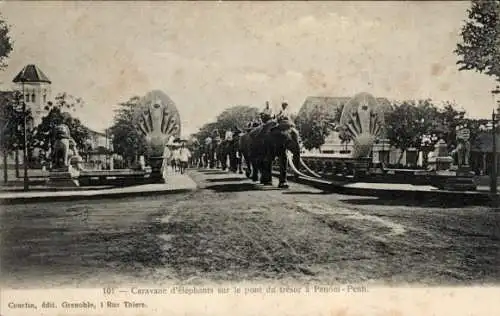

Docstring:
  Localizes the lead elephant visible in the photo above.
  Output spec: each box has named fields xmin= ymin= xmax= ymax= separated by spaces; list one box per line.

xmin=240 ymin=121 xmax=301 ymax=188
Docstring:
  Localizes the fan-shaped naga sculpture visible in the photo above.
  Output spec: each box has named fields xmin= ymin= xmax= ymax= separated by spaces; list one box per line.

xmin=339 ymin=92 xmax=386 ymax=158
xmin=133 ymin=90 xmax=181 ymax=157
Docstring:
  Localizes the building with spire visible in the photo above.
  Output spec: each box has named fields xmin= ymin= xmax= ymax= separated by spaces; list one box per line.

xmin=12 ymin=64 xmax=52 ymax=127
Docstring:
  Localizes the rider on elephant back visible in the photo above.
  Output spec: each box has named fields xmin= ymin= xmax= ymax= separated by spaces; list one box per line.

xmin=224 ymin=129 xmax=233 ymax=141
xmin=212 ymin=129 xmax=221 ymax=142
xmin=260 ymin=101 xmax=274 ymax=124
xmin=232 ymin=125 xmax=243 ymax=136
xmin=277 ymin=102 xmax=290 ymax=122
xmin=259 ymin=101 xmax=277 ymax=134
xmin=276 ymin=101 xmax=294 ymax=129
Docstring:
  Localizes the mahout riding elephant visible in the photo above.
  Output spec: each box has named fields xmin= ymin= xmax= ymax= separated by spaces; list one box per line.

xmin=241 ymin=120 xmax=301 ymax=188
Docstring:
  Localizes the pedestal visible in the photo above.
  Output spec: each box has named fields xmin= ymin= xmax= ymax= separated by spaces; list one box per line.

xmin=148 ymin=157 xmax=165 ymax=183
xmin=47 ymin=167 xmax=80 ymax=187
xmin=430 ymin=165 xmax=476 ymax=191
xmin=428 ymin=156 xmax=453 ymax=171
xmin=405 ymin=148 xmax=418 ymax=167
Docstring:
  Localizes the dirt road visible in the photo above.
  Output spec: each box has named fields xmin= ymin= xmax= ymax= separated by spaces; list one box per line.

xmin=1 ymin=169 xmax=499 ymax=288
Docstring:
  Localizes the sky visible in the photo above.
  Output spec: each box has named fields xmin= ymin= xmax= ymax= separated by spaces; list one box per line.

xmin=0 ymin=1 xmax=498 ymax=136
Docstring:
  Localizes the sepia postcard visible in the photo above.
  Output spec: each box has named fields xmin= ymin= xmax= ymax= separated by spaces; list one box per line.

xmin=0 ymin=1 xmax=499 ymax=315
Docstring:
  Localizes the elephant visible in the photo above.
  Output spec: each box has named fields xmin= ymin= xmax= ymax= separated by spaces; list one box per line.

xmin=239 ymin=131 xmax=255 ymax=178
xmin=216 ymin=139 xmax=229 ymax=170
xmin=240 ymin=120 xmax=301 ymax=188
xmin=219 ymin=133 xmax=244 ymax=173
xmin=210 ymin=137 xmax=222 ymax=169
xmin=191 ymin=146 xmax=203 ymax=168
xmin=201 ymin=137 xmax=217 ymax=169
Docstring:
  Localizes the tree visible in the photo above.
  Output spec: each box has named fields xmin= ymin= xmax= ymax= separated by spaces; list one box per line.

xmin=108 ymin=96 xmax=149 ymax=165
xmin=386 ymin=100 xmax=441 ymax=163
xmin=214 ymin=105 xmax=260 ymax=132
xmin=455 ymin=0 xmax=500 ymax=81
xmin=432 ymin=101 xmax=467 ymax=147
xmin=0 ymin=14 xmax=13 ymax=70
xmin=32 ymin=93 xmax=90 ymax=157
xmin=193 ymin=121 xmax=219 ymax=143
xmin=295 ymin=103 xmax=336 ymax=150
xmin=0 ymin=90 xmax=32 ymax=181
xmin=329 ymin=103 xmax=353 ymax=145
xmin=192 ymin=105 xmax=259 ymax=142
xmin=0 ymin=91 xmax=30 ymax=152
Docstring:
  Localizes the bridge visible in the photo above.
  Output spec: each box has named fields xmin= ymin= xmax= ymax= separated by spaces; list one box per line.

xmin=1 ymin=167 xmax=498 ymax=288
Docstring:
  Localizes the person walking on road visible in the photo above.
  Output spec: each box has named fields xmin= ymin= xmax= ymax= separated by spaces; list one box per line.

xmin=171 ymin=146 xmax=181 ymax=173
xmin=178 ymin=143 xmax=191 ymax=174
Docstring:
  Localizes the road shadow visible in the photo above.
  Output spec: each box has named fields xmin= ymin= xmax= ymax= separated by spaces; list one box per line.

xmin=198 ymin=170 xmax=229 ymax=175
xmin=206 ymin=177 xmax=247 ymax=183
xmin=281 ymin=190 xmax=332 ymax=195
xmin=205 ymin=183 xmax=281 ymax=192
xmin=339 ymin=195 xmax=495 ymax=208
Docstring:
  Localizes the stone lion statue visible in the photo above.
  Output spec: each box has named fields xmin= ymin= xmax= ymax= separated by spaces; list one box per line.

xmin=51 ymin=124 xmax=82 ymax=170
xmin=452 ymin=139 xmax=470 ymax=168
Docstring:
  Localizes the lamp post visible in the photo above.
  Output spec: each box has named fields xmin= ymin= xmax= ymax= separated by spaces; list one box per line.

xmin=22 ymin=82 xmax=28 ymax=190
xmin=490 ymin=85 xmax=500 ymax=194
xmin=16 ymin=82 xmax=29 ymax=191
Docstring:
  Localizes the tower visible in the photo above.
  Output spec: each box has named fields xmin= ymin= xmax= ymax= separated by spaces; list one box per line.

xmin=12 ymin=64 xmax=52 ymax=127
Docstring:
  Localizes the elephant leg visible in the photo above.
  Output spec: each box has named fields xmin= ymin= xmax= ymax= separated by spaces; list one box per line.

xmin=261 ymin=157 xmax=273 ymax=185
xmin=231 ymin=156 xmax=238 ymax=173
xmin=278 ymin=153 xmax=289 ymax=189
xmin=251 ymin=157 xmax=259 ymax=182
xmin=228 ymin=154 xmax=234 ymax=172
xmin=244 ymin=155 xmax=252 ymax=178
xmin=238 ymin=157 xmax=243 ymax=174
xmin=257 ymin=158 xmax=265 ymax=184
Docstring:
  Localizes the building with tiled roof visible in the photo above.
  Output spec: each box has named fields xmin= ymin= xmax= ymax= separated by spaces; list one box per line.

xmin=12 ymin=64 xmax=52 ymax=127
xmin=12 ymin=64 xmax=52 ymax=84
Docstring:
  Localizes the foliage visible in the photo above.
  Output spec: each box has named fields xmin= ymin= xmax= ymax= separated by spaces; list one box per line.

xmin=385 ymin=99 xmax=486 ymax=162
xmin=32 ymin=93 xmax=90 ymax=153
xmin=193 ymin=105 xmax=259 ymax=141
xmin=108 ymin=96 xmax=150 ymax=163
xmin=294 ymin=103 xmax=336 ymax=150
xmin=214 ymin=105 xmax=260 ymax=132
xmin=465 ymin=117 xmax=490 ymax=149
xmin=330 ymin=103 xmax=353 ymax=144
xmin=0 ymin=90 xmax=32 ymax=152
xmin=0 ymin=14 xmax=13 ymax=70
xmin=193 ymin=122 xmax=219 ymax=144
xmin=432 ymin=101 xmax=467 ymax=146
xmin=455 ymin=0 xmax=500 ymax=81
xmin=386 ymin=100 xmax=442 ymax=162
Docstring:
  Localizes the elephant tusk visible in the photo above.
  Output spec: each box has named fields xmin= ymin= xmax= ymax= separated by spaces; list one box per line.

xmin=286 ymin=152 xmax=310 ymax=178
xmin=286 ymin=151 xmax=322 ymax=178
xmin=299 ymin=157 xmax=323 ymax=178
